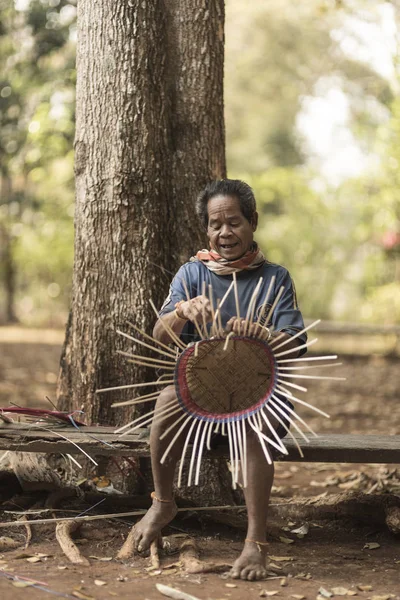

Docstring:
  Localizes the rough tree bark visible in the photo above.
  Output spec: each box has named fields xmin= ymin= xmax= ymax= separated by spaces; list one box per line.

xmin=57 ymin=0 xmax=226 ymax=436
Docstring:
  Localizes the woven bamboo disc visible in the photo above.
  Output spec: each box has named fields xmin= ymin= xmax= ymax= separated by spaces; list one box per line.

xmin=175 ymin=336 xmax=276 ymax=420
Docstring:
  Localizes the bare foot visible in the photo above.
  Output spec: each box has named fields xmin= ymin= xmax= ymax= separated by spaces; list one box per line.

xmin=229 ymin=540 xmax=269 ymax=581
xmin=133 ymin=498 xmax=177 ymax=553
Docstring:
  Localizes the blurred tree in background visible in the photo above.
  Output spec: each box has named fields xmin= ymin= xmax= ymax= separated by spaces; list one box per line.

xmin=0 ymin=0 xmax=399 ymax=325
xmin=0 ymin=0 xmax=76 ymax=325
xmin=226 ymin=0 xmax=400 ymax=322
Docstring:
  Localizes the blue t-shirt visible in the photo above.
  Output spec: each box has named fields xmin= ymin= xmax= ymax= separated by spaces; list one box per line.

xmin=159 ymin=259 xmax=307 ymax=352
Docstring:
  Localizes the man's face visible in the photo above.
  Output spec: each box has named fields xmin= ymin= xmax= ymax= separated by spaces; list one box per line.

xmin=206 ymin=194 xmax=258 ymax=261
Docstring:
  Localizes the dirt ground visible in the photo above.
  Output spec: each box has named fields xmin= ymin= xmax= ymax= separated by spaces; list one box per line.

xmin=0 ymin=327 xmax=399 ymax=600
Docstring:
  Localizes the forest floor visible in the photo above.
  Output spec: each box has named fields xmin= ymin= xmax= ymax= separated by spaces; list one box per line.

xmin=0 ymin=327 xmax=399 ymax=600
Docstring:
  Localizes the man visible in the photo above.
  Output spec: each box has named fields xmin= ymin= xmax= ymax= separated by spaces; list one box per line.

xmin=130 ymin=179 xmax=306 ymax=580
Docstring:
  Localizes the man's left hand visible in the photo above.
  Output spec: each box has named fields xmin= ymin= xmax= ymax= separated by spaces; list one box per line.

xmin=225 ymin=317 xmax=271 ymax=339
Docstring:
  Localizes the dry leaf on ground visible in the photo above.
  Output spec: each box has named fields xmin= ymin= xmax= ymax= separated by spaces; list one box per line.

xmin=363 ymin=543 xmax=380 ymax=550
xmin=318 ymin=587 xmax=333 ymax=598
xmin=279 ymin=536 xmax=294 ymax=544
xmin=290 ymin=524 xmax=309 ymax=536
xmin=331 ymin=588 xmax=349 ymax=596
xmin=357 ymin=585 xmax=373 ymax=591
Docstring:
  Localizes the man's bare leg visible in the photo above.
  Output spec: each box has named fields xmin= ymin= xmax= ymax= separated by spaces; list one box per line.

xmin=230 ymin=427 xmax=275 ymax=581
xmin=132 ymin=385 xmax=183 ymax=552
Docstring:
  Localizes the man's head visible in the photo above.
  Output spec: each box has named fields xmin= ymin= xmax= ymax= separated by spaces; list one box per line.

xmin=196 ymin=179 xmax=258 ymax=261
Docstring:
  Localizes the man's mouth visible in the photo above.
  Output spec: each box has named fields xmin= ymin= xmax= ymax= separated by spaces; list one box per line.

xmin=220 ymin=243 xmax=239 ymax=250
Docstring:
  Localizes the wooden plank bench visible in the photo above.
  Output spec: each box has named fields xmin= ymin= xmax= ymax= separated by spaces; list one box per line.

xmin=0 ymin=424 xmax=399 ymax=464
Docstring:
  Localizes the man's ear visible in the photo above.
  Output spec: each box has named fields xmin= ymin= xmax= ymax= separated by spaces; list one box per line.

xmin=252 ymin=211 xmax=259 ymax=231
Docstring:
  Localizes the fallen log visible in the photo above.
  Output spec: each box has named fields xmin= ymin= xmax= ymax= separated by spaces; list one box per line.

xmin=200 ymin=492 xmax=400 ymax=536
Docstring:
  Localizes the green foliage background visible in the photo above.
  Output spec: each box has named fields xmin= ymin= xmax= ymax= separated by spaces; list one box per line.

xmin=0 ymin=0 xmax=399 ymax=326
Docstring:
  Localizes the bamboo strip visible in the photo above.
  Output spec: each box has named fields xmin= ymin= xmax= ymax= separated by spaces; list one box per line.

xmin=126 ymin=320 xmax=178 ymax=355
xmin=111 ymin=391 xmax=160 ymax=408
xmin=277 ymin=355 xmax=338 ymax=364
xmin=272 ymin=394 xmax=319 ymax=437
xmin=250 ymin=412 xmax=288 ymax=454
xmin=182 ymin=277 xmax=205 ymax=340
xmin=159 ymin=411 xmax=188 ymax=442
xmin=265 ymin=403 xmax=304 ymax=458
xmin=208 ymin=284 xmax=218 ymax=337
xmin=268 ymin=397 xmax=309 ymax=443
xmin=117 ymin=329 xmax=177 ymax=359
xmin=126 ymin=359 xmax=175 ymax=371
xmin=276 ymin=384 xmax=330 ymax=419
xmin=243 ymin=277 xmax=263 ymax=336
xmin=195 ymin=420 xmax=209 ymax=485
xmin=248 ymin=415 xmax=272 ymax=465
xmin=188 ymin=420 xmax=203 ymax=486
xmin=260 ymin=408 xmax=288 ymax=455
xmin=177 ymin=419 xmax=197 ymax=488
xmin=278 ymin=363 xmax=342 ymax=371
xmin=278 ymin=373 xmax=346 ymax=381
xmin=263 ymin=285 xmax=285 ymax=327
xmin=241 ymin=419 xmax=248 ymax=488
xmin=97 ymin=380 xmax=174 ymax=394
xmin=271 ymin=319 xmax=321 ymax=350
xmin=160 ymin=415 xmax=192 ymax=463
xmin=149 ymin=299 xmax=187 ymax=350
xmin=115 ymin=398 xmax=177 ymax=433
xmin=255 ymin=275 xmax=276 ymax=328
xmin=201 ymin=281 xmax=209 ymax=339
xmin=232 ymin=272 xmax=241 ymax=335
xmin=117 ymin=350 xmax=175 ymax=366
xmin=213 ymin=280 xmax=234 ymax=323
xmin=226 ymin=421 xmax=236 ymax=489
xmin=274 ymin=337 xmax=318 ymax=358
xmin=276 ymin=379 xmax=308 ymax=393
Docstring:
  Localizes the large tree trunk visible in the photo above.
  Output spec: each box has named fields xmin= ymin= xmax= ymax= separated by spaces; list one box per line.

xmin=57 ymin=0 xmax=225 ymax=434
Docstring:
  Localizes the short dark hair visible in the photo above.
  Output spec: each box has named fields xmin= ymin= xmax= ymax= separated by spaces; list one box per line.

xmin=196 ymin=179 xmax=257 ymax=228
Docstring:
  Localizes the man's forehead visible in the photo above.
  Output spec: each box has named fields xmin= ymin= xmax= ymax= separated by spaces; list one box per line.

xmin=207 ymin=194 xmax=242 ymax=217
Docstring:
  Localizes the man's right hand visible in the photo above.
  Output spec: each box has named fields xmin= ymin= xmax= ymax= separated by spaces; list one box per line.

xmin=176 ymin=295 xmax=213 ymax=324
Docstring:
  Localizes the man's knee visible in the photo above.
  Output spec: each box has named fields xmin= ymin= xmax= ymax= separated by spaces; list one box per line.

xmin=156 ymin=384 xmax=177 ymax=408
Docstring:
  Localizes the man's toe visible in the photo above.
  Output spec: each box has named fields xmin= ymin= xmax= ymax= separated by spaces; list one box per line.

xmin=240 ymin=567 xmax=253 ymax=580
xmin=255 ymin=568 xmax=266 ymax=580
xmin=230 ymin=567 xmax=241 ymax=579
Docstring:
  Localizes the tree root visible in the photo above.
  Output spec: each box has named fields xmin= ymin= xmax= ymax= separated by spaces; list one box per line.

xmin=179 ymin=538 xmax=230 ymax=574
xmin=20 ymin=516 xmax=32 ymax=549
xmin=150 ymin=538 xmax=160 ymax=569
xmin=55 ymin=520 xmax=90 ymax=565
xmin=116 ymin=525 xmax=136 ymax=560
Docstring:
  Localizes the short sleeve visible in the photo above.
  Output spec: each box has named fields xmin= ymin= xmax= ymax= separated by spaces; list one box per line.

xmin=158 ymin=264 xmax=197 ymax=343
xmin=271 ymin=269 xmax=307 ymax=355
xmin=159 ymin=265 xmax=189 ymax=316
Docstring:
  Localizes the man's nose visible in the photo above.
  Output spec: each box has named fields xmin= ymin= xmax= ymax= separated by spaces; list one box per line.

xmin=219 ymin=223 xmax=232 ymax=237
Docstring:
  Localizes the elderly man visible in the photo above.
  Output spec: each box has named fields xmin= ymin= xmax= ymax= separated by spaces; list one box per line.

xmin=131 ymin=179 xmax=306 ymax=580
